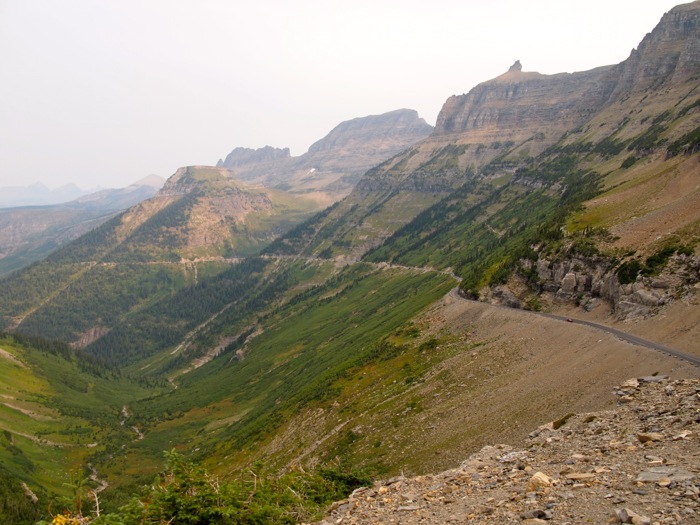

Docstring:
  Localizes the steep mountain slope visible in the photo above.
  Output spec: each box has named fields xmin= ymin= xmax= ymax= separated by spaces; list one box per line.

xmin=0 ymin=3 xmax=699 ymax=519
xmin=0 ymin=166 xmax=318 ymax=343
xmin=0 ymin=178 xmax=164 ymax=277
xmin=217 ymin=109 xmax=433 ymax=203
xmin=269 ymin=1 xmax=700 ymax=305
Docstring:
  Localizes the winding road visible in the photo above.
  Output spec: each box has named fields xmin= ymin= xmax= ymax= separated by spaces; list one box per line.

xmin=539 ymin=312 xmax=700 ymax=367
xmin=450 ymin=288 xmax=700 ymax=367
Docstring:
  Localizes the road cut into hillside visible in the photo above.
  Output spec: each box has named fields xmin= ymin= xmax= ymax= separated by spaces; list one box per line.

xmin=357 ymin=288 xmax=700 ymax=475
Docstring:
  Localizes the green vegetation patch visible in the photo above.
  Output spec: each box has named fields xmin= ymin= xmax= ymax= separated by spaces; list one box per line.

xmin=126 ymin=265 xmax=453 ymax=471
xmin=0 ymin=335 xmax=161 ymax=515
xmin=616 ymin=243 xmax=695 ymax=284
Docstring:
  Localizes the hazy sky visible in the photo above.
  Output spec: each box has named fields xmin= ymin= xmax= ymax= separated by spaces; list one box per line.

xmin=0 ymin=0 xmax=685 ymax=190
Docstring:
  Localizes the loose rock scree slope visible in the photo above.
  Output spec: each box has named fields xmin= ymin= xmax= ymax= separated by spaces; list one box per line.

xmin=321 ymin=377 xmax=700 ymax=524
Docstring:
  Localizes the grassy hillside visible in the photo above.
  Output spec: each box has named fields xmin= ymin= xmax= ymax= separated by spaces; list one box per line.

xmin=1 ymin=9 xmax=699 ymax=523
xmin=0 ymin=335 xmax=165 ymax=523
xmin=90 ymin=263 xmax=454 ymax=483
xmin=0 ymin=167 xmax=320 ymax=342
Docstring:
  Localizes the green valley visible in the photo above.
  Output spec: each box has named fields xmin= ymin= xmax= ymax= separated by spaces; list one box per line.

xmin=1 ymin=3 xmax=699 ymax=524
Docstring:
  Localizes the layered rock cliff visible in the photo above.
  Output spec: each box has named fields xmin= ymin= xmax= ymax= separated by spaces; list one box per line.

xmin=433 ymin=63 xmax=616 ymax=145
xmin=611 ymin=1 xmax=700 ymax=97
xmin=365 ymin=1 xmax=700 ymax=190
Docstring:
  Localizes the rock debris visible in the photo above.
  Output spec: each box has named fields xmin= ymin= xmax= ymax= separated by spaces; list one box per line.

xmin=316 ymin=377 xmax=700 ymax=524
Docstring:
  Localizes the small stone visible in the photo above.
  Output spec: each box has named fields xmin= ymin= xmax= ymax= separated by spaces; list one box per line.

xmin=621 ymin=378 xmax=640 ymax=388
xmin=527 ymin=472 xmax=552 ymax=491
xmin=638 ymin=375 xmax=668 ymax=383
xmin=616 ymin=508 xmax=651 ymax=524
xmin=672 ymin=431 xmax=692 ymax=440
xmin=565 ymin=472 xmax=596 ymax=481
xmin=521 ymin=509 xmax=547 ymax=519
xmin=637 ymin=467 xmax=695 ymax=483
xmin=637 ymin=432 xmax=664 ymax=443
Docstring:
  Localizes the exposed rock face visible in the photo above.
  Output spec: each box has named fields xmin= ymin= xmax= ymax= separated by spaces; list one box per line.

xmin=511 ymin=254 xmax=700 ymax=320
xmin=355 ymin=2 xmax=700 ymax=199
xmin=306 ymin=109 xmax=433 ymax=156
xmin=433 ymin=2 xmax=699 ymax=144
xmin=215 ymin=109 xmax=433 ymax=201
xmin=108 ymin=166 xmax=317 ymax=260
xmin=611 ymin=1 xmax=700 ymax=97
xmin=434 ymin=65 xmax=616 ymax=142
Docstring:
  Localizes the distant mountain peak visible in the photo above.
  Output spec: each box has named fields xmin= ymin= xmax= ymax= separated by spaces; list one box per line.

xmin=216 ymin=109 xmax=433 ymax=201
xmin=128 ymin=174 xmax=166 ymax=189
xmin=508 ymin=60 xmax=522 ymax=72
xmin=217 ymin=146 xmax=291 ymax=170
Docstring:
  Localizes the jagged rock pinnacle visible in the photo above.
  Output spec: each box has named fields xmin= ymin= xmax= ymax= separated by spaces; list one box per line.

xmin=509 ymin=60 xmax=522 ymax=72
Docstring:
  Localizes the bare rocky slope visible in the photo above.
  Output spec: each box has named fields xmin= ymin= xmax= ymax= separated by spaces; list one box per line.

xmin=319 ymin=376 xmax=700 ymax=525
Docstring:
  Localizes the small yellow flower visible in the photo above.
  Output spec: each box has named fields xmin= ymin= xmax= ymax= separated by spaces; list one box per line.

xmin=51 ymin=513 xmax=85 ymax=525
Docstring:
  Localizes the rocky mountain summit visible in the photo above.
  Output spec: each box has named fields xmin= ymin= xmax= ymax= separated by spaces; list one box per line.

xmin=320 ymin=376 xmax=700 ymax=525
xmin=612 ymin=0 xmax=700 ymax=97
xmin=216 ymin=109 xmax=433 ymax=202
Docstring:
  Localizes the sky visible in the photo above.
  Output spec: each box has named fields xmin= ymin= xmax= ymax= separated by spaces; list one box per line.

xmin=0 ymin=0 xmax=686 ymax=190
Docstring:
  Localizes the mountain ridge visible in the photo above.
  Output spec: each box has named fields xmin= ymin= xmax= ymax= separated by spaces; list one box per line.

xmin=268 ymin=1 xmax=700 ymax=266
xmin=216 ymin=109 xmax=433 ymax=202
xmin=0 ymin=4 xmax=698 ymax=521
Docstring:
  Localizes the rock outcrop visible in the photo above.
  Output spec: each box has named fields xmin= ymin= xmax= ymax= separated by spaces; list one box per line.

xmin=305 ymin=109 xmax=433 ymax=157
xmin=360 ymin=2 xmax=700 ymax=194
xmin=504 ymin=253 xmax=700 ymax=320
xmin=611 ymin=1 xmax=700 ymax=97
xmin=320 ymin=377 xmax=700 ymax=525
xmin=434 ymin=64 xmax=617 ymax=144
xmin=102 ymin=165 xmax=318 ymax=261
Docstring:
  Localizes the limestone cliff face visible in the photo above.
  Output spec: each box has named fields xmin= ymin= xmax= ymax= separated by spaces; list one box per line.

xmin=611 ymin=1 xmax=700 ymax=97
xmin=434 ymin=65 xmax=616 ymax=143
